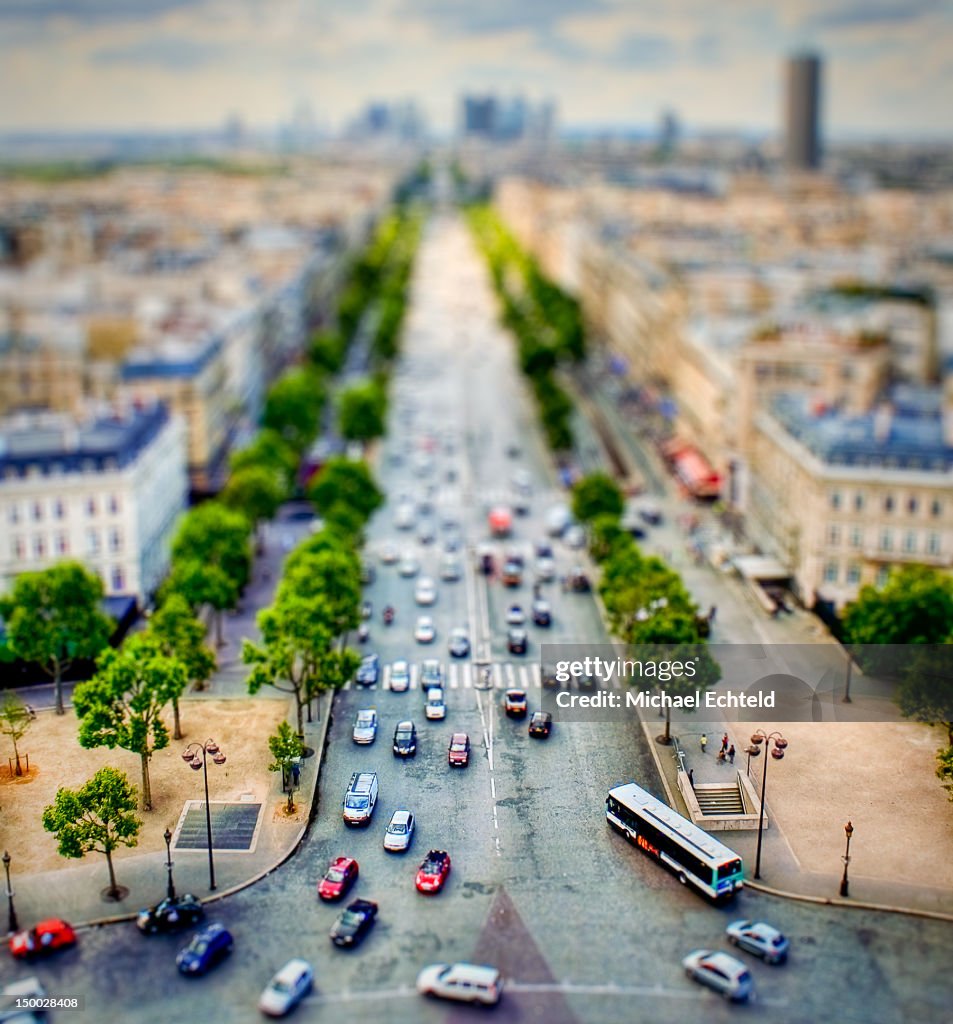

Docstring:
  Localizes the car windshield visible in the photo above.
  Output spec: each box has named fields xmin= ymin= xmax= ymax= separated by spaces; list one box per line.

xmin=190 ymin=940 xmax=208 ymax=955
xmin=451 ymin=740 xmax=466 ymax=750
xmin=340 ymin=911 xmax=362 ymax=926
xmin=397 ymin=729 xmax=413 ymax=740
xmin=356 ymin=713 xmax=374 ymax=725
xmin=345 ymin=796 xmax=368 ymax=809
xmin=389 ymin=823 xmax=407 ymax=834
xmin=508 ymin=691 xmax=526 ymax=701
xmin=270 ymin=980 xmax=292 ymax=995
xmin=326 ymin=867 xmax=346 ymax=882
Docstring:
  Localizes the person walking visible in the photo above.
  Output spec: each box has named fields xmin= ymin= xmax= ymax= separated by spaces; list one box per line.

xmin=721 ymin=733 xmax=729 ymax=753
xmin=728 ymin=744 xmax=736 ymax=765
xmin=700 ymin=733 xmax=708 ymax=754
xmin=688 ymin=769 xmax=695 ymax=789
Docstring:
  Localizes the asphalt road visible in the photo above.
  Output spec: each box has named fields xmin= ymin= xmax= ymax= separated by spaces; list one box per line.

xmin=2 ymin=212 xmax=951 ymax=1024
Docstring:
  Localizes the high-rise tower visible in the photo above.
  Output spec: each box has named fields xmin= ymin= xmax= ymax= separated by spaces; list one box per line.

xmin=785 ymin=54 xmax=822 ymax=170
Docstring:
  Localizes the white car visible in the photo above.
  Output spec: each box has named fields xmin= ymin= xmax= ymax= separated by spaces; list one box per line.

xmin=415 ymin=616 xmax=436 ymax=644
xmin=383 ymin=809 xmax=415 ymax=852
xmin=414 ymin=577 xmax=437 ymax=606
xmin=505 ymin=604 xmax=525 ymax=626
xmin=379 ymin=542 xmax=399 ymax=565
xmin=394 ymin=502 xmax=416 ymax=531
xmin=535 ymin=556 xmax=556 ymax=582
xmin=682 ymin=950 xmax=753 ymax=1002
xmin=424 ymin=687 xmax=446 ymax=721
xmin=439 ymin=554 xmax=462 ymax=582
xmin=352 ymin=709 xmax=378 ymax=745
xmin=258 ymin=958 xmax=314 ymax=1017
xmin=564 ymin=524 xmax=586 ymax=549
xmin=398 ymin=553 xmax=420 ymax=578
xmin=417 ymin=963 xmax=503 ymax=1006
xmin=389 ymin=660 xmax=411 ymax=692
xmin=725 ymin=920 xmax=790 ymax=964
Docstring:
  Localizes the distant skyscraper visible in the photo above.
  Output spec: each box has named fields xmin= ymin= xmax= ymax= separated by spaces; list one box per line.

xmin=784 ymin=54 xmax=822 ymax=170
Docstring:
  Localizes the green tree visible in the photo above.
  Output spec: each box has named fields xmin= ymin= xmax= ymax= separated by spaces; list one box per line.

xmin=279 ymin=549 xmax=362 ymax=639
xmin=309 ymin=329 xmax=347 ymax=374
xmin=895 ymin=643 xmax=953 ymax=745
xmin=42 ymin=766 xmax=141 ymax=900
xmin=572 ymin=471 xmax=625 ymax=524
xmin=588 ymin=513 xmax=625 ymax=563
xmin=268 ymin=720 xmax=305 ymax=813
xmin=220 ymin=465 xmax=287 ymax=534
xmin=164 ymin=559 xmax=237 ymax=648
xmin=0 ymin=693 xmax=34 ymax=776
xmin=148 ymin=594 xmax=216 ymax=739
xmin=307 ymin=457 xmax=383 ymax=525
xmin=637 ymin=642 xmax=722 ymax=744
xmin=337 ymin=379 xmax=387 ymax=442
xmin=73 ymin=635 xmax=188 ymax=811
xmin=843 ymin=566 xmax=953 ymax=650
xmin=244 ymin=595 xmax=335 ymax=737
xmin=262 ymin=367 xmax=325 ymax=454
xmin=229 ymin=429 xmax=299 ymax=493
xmin=0 ymin=562 xmax=113 ymax=715
xmin=937 ymin=746 xmax=953 ymax=802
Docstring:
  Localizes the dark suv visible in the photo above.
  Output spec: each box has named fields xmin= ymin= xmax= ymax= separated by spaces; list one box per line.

xmin=393 ymin=720 xmax=418 ymax=757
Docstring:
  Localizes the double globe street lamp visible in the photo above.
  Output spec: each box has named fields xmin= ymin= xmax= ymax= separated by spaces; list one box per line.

xmin=182 ymin=739 xmax=226 ymax=892
xmin=746 ymin=729 xmax=789 ymax=880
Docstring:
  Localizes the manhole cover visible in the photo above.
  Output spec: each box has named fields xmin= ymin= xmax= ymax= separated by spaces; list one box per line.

xmin=173 ymin=802 xmax=262 ymax=852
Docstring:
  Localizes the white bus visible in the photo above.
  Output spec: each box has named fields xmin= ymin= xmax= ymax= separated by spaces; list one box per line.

xmin=606 ymin=782 xmax=744 ymax=902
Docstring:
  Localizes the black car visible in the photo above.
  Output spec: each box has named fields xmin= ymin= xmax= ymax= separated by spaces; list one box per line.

xmin=330 ymin=899 xmax=378 ymax=949
xmin=507 ymin=627 xmax=528 ymax=655
xmin=136 ymin=894 xmax=204 ymax=935
xmin=355 ymin=654 xmax=380 ymax=686
xmin=529 ymin=711 xmax=553 ymax=738
xmin=393 ymin=720 xmax=418 ymax=757
xmin=532 ymin=600 xmax=552 ymax=627
xmin=541 ymin=664 xmax=560 ymax=689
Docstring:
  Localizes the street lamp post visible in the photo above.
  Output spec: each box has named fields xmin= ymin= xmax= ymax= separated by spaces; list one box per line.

xmin=840 ymin=820 xmax=854 ymax=897
xmin=182 ymin=740 xmax=226 ymax=892
xmin=748 ymin=730 xmax=789 ymax=880
xmin=163 ymin=828 xmax=176 ymax=901
xmin=2 ymin=851 xmax=17 ymax=934
xmin=843 ymin=647 xmax=853 ymax=704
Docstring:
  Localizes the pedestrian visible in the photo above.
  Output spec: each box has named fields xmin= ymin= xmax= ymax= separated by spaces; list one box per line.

xmin=700 ymin=733 xmax=707 ymax=754
xmin=709 ymin=604 xmax=717 ymax=622
xmin=717 ymin=749 xmax=726 ymax=764
xmin=291 ymin=760 xmax=301 ymax=787
xmin=721 ymin=733 xmax=729 ymax=753
xmin=728 ymin=744 xmax=736 ymax=765
xmin=688 ymin=768 xmax=695 ymax=789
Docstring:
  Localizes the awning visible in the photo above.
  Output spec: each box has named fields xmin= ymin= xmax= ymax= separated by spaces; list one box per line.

xmin=673 ymin=448 xmax=721 ymax=497
xmin=733 ymin=555 xmax=792 ymax=583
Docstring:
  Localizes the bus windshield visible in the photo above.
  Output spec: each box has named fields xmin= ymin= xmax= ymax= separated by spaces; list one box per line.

xmin=718 ymin=859 xmax=743 ymax=881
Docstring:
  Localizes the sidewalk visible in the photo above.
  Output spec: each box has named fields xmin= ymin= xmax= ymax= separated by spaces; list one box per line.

xmin=577 ymin=362 xmax=953 ymax=919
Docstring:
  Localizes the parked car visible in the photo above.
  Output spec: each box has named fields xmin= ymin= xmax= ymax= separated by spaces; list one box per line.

xmin=389 ymin=659 xmax=411 ymax=692
xmin=414 ymin=615 xmax=436 ymax=644
xmin=416 ymin=963 xmax=503 ymax=1006
xmin=136 ymin=894 xmax=204 ymax=935
xmin=725 ymin=920 xmax=790 ymax=964
xmin=9 ymin=920 xmax=76 ymax=960
xmin=355 ymin=654 xmax=380 ymax=686
xmin=504 ymin=689 xmax=528 ymax=717
xmin=507 ymin=627 xmax=528 ymax=655
xmin=682 ymin=950 xmax=753 ymax=1002
xmin=529 ymin=711 xmax=553 ymax=738
xmin=447 ymin=628 xmax=470 ymax=658
xmin=393 ymin=721 xmax=418 ymax=757
xmin=448 ymin=732 xmax=470 ymax=767
xmin=175 ymin=923 xmax=234 ymax=976
xmin=258 ymin=959 xmax=314 ymax=1017
xmin=505 ymin=604 xmax=525 ymax=626
xmin=415 ymin=850 xmax=452 ymax=893
xmin=424 ymin=687 xmax=446 ymax=721
xmin=383 ymin=810 xmax=415 ymax=852
xmin=317 ymin=856 xmax=359 ymax=902
xmin=330 ymin=899 xmax=378 ymax=949
xmin=352 ymin=709 xmax=378 ymax=745
xmin=531 ymin=599 xmax=552 ymax=627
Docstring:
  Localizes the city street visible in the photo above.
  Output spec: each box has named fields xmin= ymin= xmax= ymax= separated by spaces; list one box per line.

xmin=2 ymin=212 xmax=951 ymax=1024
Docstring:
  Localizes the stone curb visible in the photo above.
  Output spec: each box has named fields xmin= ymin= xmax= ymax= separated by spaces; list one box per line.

xmin=741 ymin=878 xmax=953 ymax=923
xmin=73 ymin=693 xmax=334 ymax=931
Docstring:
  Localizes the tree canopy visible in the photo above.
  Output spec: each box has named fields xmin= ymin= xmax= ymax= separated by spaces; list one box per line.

xmin=337 ymin=378 xmax=387 ymax=442
xmin=307 ymin=457 xmax=383 ymax=525
xmin=262 ymin=367 xmax=325 ymax=454
xmin=220 ymin=464 xmax=287 ymax=527
xmin=842 ymin=565 xmax=953 ymax=648
xmin=229 ymin=428 xmax=299 ymax=493
xmin=0 ymin=562 xmax=113 ymax=715
xmin=268 ymin=720 xmax=305 ymax=813
xmin=572 ymin=471 xmax=625 ymax=524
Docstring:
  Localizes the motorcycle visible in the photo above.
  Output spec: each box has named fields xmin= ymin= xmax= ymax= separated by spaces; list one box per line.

xmin=383 ymin=605 xmax=395 ymax=626
xmin=357 ymin=623 xmax=370 ymax=643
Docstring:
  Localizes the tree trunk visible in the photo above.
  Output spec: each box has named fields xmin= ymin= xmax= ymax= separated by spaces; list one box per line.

xmin=216 ymin=610 xmax=225 ymax=649
xmin=286 ymin=787 xmax=294 ymax=814
xmin=11 ymin=736 xmax=21 ymax=776
xmin=172 ymin=697 xmax=182 ymax=741
xmin=105 ymin=848 xmax=120 ymax=899
xmin=54 ymin=659 xmax=65 ymax=716
xmin=294 ymin=694 xmax=305 ymax=739
xmin=140 ymin=751 xmax=153 ymax=811
xmin=664 ymin=706 xmax=672 ymax=744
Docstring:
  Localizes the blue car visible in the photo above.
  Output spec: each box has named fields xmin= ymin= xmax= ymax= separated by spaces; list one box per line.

xmin=356 ymin=654 xmax=380 ymax=686
xmin=176 ymin=923 xmax=234 ymax=976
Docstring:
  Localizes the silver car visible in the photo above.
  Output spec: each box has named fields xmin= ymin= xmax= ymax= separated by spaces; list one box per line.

xmin=417 ymin=963 xmax=503 ymax=1006
xmin=351 ymin=709 xmax=378 ymax=745
xmin=682 ymin=950 xmax=753 ymax=1002
xmin=383 ymin=809 xmax=415 ymax=852
xmin=389 ymin=660 xmax=411 ymax=692
xmin=725 ymin=920 xmax=790 ymax=964
xmin=257 ymin=958 xmax=314 ymax=1017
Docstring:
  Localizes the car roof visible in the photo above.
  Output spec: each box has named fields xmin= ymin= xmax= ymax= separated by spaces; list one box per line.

xmin=531 ymin=710 xmax=552 ymax=721
xmin=396 ymin=720 xmax=415 ymax=729
xmin=390 ymin=809 xmax=413 ymax=823
xmin=450 ymin=732 xmax=468 ymax=742
xmin=703 ymin=952 xmax=748 ymax=976
xmin=446 ymin=963 xmax=501 ymax=983
xmin=274 ymin=958 xmax=312 ymax=982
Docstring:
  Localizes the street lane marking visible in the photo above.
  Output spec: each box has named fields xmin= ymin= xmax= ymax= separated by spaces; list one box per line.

xmin=492 ymin=663 xmax=504 ymax=689
xmin=409 ymin=663 xmax=419 ymax=690
xmin=490 ymin=777 xmax=496 ymax=800
xmin=531 ymin=663 xmax=541 ymax=688
xmin=381 ymin=665 xmax=391 ymax=690
xmin=462 ymin=663 xmax=472 ymax=688
xmin=504 ymin=663 xmax=516 ymax=688
xmin=448 ymin=664 xmax=459 ymax=688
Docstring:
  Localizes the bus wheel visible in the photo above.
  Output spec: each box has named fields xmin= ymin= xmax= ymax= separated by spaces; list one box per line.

xmin=678 ymin=872 xmax=687 ymax=885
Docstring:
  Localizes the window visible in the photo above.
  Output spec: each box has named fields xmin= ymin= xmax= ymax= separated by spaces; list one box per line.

xmin=108 ymin=494 xmax=121 ymax=515
xmin=110 ymin=566 xmax=124 ymax=592
xmin=824 ymin=561 xmax=839 ymax=583
xmin=879 ymin=529 xmax=893 ymax=552
xmin=853 ymin=493 xmax=865 ymax=512
xmin=55 ymin=532 xmax=69 ymax=555
xmin=86 ymin=529 xmax=100 ymax=556
xmin=907 ymin=497 xmax=918 ymax=515
xmin=876 ymin=565 xmax=891 ymax=587
xmin=108 ymin=528 xmax=122 ymax=554
xmin=12 ymin=536 xmax=25 ymax=559
xmin=849 ymin=526 xmax=863 ymax=549
xmin=829 ymin=491 xmax=842 ymax=511
xmin=903 ymin=531 xmax=917 ymax=554
xmin=827 ymin=525 xmax=841 ymax=547
xmin=7 ymin=504 xmax=18 ymax=524
xmin=846 ymin=563 xmax=862 ymax=585
xmin=927 ymin=533 xmax=941 ymax=556
xmin=53 ymin=498 xmax=65 ymax=519
xmin=86 ymin=497 xmax=97 ymax=517
xmin=32 ymin=535 xmax=45 ymax=558
xmin=932 ymin=499 xmax=943 ymax=518
xmin=883 ymin=495 xmax=894 ymax=513
xmin=31 ymin=501 xmax=43 ymax=522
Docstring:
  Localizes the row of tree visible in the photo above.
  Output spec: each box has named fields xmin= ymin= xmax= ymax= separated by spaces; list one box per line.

xmin=571 ymin=472 xmax=720 ymax=742
xmin=467 ymin=205 xmax=585 ymax=453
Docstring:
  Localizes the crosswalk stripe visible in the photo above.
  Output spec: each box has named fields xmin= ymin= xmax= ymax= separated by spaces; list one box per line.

xmin=448 ymin=664 xmax=459 ymax=689
xmin=462 ymin=663 xmax=473 ymax=688
xmin=410 ymin=664 xmax=419 ymax=690
xmin=517 ymin=665 xmax=531 ymax=690
xmin=530 ymin=664 xmax=541 ymax=688
xmin=503 ymin=663 xmax=517 ymax=689
xmin=381 ymin=665 xmax=392 ymax=691
xmin=492 ymin=664 xmax=504 ymax=689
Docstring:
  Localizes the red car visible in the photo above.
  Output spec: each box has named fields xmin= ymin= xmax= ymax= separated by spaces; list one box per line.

xmin=317 ymin=857 xmax=359 ymax=901
xmin=448 ymin=732 xmax=470 ymax=767
xmin=9 ymin=919 xmax=76 ymax=959
xmin=415 ymin=850 xmax=452 ymax=894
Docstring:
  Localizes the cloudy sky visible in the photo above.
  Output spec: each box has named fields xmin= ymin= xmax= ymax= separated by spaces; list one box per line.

xmin=1 ymin=0 xmax=951 ymax=138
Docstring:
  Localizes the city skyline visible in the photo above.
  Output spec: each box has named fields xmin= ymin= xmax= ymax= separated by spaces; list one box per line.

xmin=1 ymin=0 xmax=952 ymax=140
